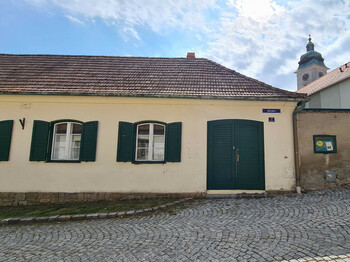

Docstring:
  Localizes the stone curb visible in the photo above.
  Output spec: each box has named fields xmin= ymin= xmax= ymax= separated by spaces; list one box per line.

xmin=278 ymin=253 xmax=350 ymax=262
xmin=0 ymin=198 xmax=192 ymax=226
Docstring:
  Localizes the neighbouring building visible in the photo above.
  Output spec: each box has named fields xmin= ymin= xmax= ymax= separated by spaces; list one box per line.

xmin=0 ymin=53 xmax=305 ymax=206
xmin=298 ymin=62 xmax=350 ymax=109
xmin=295 ymin=37 xmax=350 ymax=191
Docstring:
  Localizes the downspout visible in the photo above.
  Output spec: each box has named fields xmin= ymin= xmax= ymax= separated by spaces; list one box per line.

xmin=293 ymin=101 xmax=307 ymax=194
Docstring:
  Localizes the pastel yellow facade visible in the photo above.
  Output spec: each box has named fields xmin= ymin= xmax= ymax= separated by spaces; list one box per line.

xmin=0 ymin=95 xmax=297 ymax=193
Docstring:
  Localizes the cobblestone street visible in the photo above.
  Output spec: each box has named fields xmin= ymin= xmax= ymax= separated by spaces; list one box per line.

xmin=1 ymin=189 xmax=350 ymax=261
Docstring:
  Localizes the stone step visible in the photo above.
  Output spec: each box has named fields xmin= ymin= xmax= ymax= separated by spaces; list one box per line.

xmin=206 ymin=193 xmax=266 ymax=199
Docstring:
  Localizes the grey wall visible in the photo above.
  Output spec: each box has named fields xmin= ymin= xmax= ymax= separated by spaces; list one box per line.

xmin=307 ymin=78 xmax=350 ymax=109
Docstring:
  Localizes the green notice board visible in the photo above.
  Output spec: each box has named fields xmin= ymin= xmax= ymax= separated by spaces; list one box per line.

xmin=313 ymin=135 xmax=337 ymax=154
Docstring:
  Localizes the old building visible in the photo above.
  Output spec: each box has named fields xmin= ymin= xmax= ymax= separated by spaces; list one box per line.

xmin=298 ymin=62 xmax=350 ymax=108
xmin=295 ymin=38 xmax=350 ymax=190
xmin=0 ymin=53 xmax=305 ymax=206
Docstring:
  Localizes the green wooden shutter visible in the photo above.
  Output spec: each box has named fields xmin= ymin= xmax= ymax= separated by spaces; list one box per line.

xmin=117 ymin=121 xmax=134 ymax=162
xmin=0 ymin=120 xmax=14 ymax=161
xmin=165 ymin=122 xmax=182 ymax=162
xmin=30 ymin=120 xmax=50 ymax=161
xmin=80 ymin=121 xmax=98 ymax=162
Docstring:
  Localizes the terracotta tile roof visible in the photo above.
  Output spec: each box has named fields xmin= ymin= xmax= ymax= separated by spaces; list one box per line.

xmin=0 ymin=54 xmax=305 ymax=101
xmin=297 ymin=62 xmax=350 ymax=96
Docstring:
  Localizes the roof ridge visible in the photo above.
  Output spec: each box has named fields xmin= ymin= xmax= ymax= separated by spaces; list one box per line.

xmin=0 ymin=53 xmax=209 ymax=60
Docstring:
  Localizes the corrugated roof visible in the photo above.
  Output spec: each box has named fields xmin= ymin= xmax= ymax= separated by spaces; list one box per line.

xmin=0 ymin=54 xmax=305 ymax=101
xmin=297 ymin=62 xmax=350 ymax=96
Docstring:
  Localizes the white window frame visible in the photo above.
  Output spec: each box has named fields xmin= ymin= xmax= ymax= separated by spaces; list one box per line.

xmin=51 ymin=122 xmax=82 ymax=161
xmin=135 ymin=123 xmax=165 ymax=161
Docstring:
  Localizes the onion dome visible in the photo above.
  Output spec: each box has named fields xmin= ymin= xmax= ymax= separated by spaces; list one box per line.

xmin=297 ymin=35 xmax=327 ymax=71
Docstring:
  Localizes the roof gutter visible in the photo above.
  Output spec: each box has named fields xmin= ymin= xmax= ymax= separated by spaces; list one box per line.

xmin=293 ymin=100 xmax=307 ymax=194
xmin=0 ymin=92 xmax=306 ymax=102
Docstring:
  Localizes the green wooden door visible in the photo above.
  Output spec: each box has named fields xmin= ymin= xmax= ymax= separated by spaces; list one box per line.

xmin=207 ymin=119 xmax=265 ymax=190
xmin=207 ymin=120 xmax=236 ymax=189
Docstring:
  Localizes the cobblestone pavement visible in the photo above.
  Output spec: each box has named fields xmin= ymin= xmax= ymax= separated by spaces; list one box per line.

xmin=1 ymin=189 xmax=350 ymax=261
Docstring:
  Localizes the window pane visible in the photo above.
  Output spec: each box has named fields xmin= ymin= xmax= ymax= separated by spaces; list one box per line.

xmin=71 ymin=135 xmax=81 ymax=147
xmin=153 ymin=148 xmax=164 ymax=161
xmin=153 ymin=125 xmax=164 ymax=161
xmin=54 ymin=135 xmax=66 ymax=146
xmin=69 ymin=134 xmax=81 ymax=160
xmin=55 ymin=135 xmax=67 ymax=146
xmin=52 ymin=147 xmax=65 ymax=160
xmin=52 ymin=135 xmax=66 ymax=160
xmin=137 ymin=148 xmax=148 ymax=160
xmin=71 ymin=148 xmax=80 ymax=160
xmin=153 ymin=124 xmax=164 ymax=135
xmin=72 ymin=124 xmax=82 ymax=134
xmin=55 ymin=123 xmax=67 ymax=134
xmin=137 ymin=137 xmax=149 ymax=148
xmin=138 ymin=124 xmax=149 ymax=135
xmin=153 ymin=136 xmax=165 ymax=149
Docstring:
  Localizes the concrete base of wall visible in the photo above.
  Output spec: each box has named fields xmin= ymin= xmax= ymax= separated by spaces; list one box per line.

xmin=301 ymin=168 xmax=350 ymax=191
xmin=265 ymin=190 xmax=296 ymax=195
xmin=0 ymin=192 xmax=206 ymax=207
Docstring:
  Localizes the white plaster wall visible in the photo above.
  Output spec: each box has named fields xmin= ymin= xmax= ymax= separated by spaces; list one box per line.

xmin=0 ymin=95 xmax=298 ymax=193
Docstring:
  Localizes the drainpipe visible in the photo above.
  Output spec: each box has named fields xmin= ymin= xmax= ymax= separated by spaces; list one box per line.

xmin=293 ymin=101 xmax=307 ymax=194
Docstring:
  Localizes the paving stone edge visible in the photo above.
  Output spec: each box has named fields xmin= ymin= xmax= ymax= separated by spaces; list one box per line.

xmin=0 ymin=198 xmax=193 ymax=226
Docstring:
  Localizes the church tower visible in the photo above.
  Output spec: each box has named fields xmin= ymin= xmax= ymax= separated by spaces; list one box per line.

xmin=295 ymin=36 xmax=329 ymax=90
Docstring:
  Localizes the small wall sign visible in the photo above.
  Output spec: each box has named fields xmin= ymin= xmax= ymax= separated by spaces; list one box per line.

xmin=313 ymin=135 xmax=337 ymax=154
xmin=262 ymin=109 xmax=281 ymax=113
xmin=326 ymin=170 xmax=336 ymax=182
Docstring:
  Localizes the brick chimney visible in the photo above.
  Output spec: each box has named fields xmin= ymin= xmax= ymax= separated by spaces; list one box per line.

xmin=187 ymin=52 xmax=195 ymax=59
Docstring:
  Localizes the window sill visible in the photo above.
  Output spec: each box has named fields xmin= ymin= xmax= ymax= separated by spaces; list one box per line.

xmin=132 ymin=161 xmax=166 ymax=164
xmin=46 ymin=160 xmax=81 ymax=163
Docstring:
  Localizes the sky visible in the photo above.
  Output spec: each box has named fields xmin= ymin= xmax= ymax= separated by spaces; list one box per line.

xmin=0 ymin=0 xmax=349 ymax=91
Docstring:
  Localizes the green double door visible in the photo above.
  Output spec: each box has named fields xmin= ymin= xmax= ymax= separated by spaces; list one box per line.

xmin=207 ymin=119 xmax=265 ymax=190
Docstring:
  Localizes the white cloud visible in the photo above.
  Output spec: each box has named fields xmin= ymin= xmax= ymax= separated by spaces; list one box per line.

xmin=65 ymin=15 xmax=84 ymax=25
xmin=203 ymin=0 xmax=350 ymax=90
xmin=26 ymin=0 xmax=217 ymax=40
xmin=323 ymin=31 xmax=350 ymax=69
xmin=23 ymin=0 xmax=350 ymax=91
xmin=122 ymin=27 xmax=141 ymax=42
xmin=227 ymin=0 xmax=284 ymax=22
